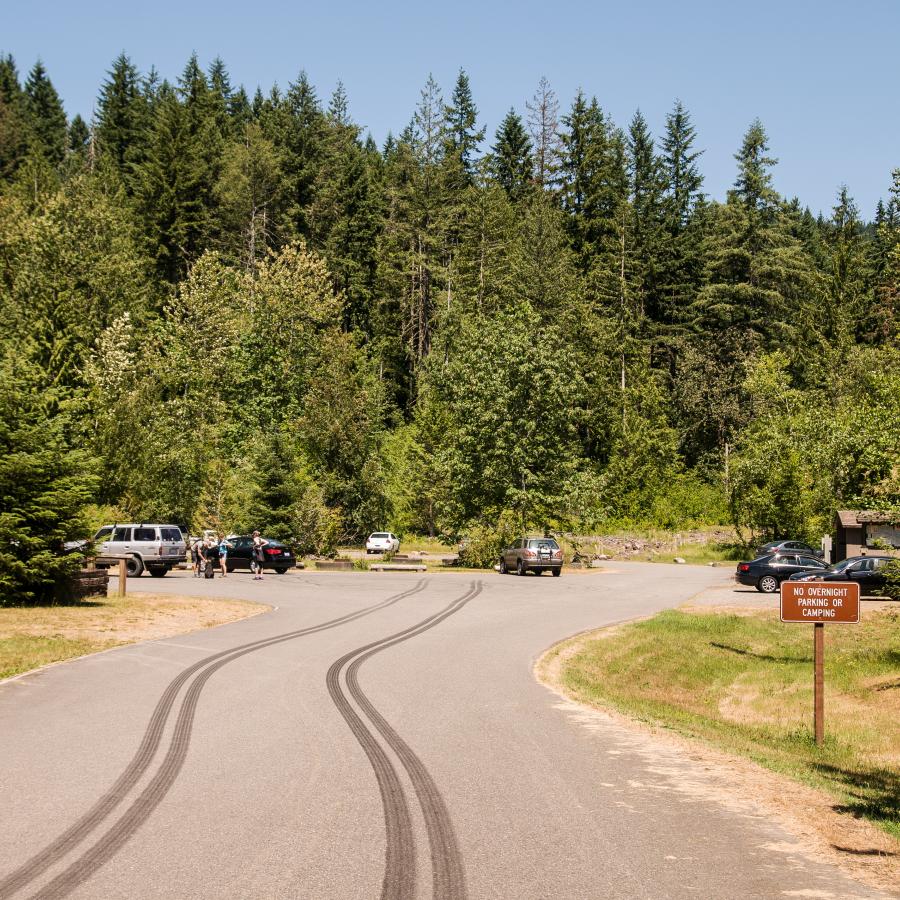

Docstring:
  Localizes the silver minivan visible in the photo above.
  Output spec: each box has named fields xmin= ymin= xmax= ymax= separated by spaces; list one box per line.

xmin=94 ymin=524 xmax=187 ymax=577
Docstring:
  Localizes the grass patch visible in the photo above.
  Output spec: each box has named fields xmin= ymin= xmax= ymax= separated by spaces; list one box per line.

xmin=554 ymin=607 xmax=900 ymax=839
xmin=0 ymin=592 xmax=264 ymax=680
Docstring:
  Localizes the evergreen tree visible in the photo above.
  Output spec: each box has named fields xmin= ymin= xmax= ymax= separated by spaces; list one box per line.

xmin=734 ymin=118 xmax=778 ymax=213
xmin=308 ymin=85 xmax=384 ymax=334
xmin=96 ymin=53 xmax=146 ymax=178
xmin=134 ymin=83 xmax=210 ymax=281
xmin=559 ymin=91 xmax=628 ymax=285
xmin=656 ymin=100 xmax=705 ymax=366
xmin=683 ymin=122 xmax=815 ymax=458
xmin=266 ymin=71 xmax=326 ymax=238
xmin=0 ymin=54 xmax=28 ymax=180
xmin=444 ymin=69 xmax=484 ymax=181
xmin=490 ymin=109 xmax=532 ymax=201
xmin=67 ymin=114 xmax=91 ymax=163
xmin=661 ymin=100 xmax=703 ymax=230
xmin=626 ymin=109 xmax=666 ymax=325
xmin=23 ymin=60 xmax=67 ymax=165
xmin=0 ymin=350 xmax=98 ymax=605
xmin=820 ymin=187 xmax=867 ymax=352
xmin=869 ymin=169 xmax=900 ymax=343
xmin=228 ymin=85 xmax=253 ymax=129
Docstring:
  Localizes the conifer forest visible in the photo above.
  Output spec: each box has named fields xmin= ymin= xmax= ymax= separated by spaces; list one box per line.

xmin=1 ymin=54 xmax=898 ymax=599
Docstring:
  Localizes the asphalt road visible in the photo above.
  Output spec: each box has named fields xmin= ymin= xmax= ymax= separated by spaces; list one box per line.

xmin=0 ymin=564 xmax=890 ymax=899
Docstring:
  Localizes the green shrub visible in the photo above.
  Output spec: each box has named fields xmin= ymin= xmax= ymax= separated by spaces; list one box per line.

xmin=458 ymin=514 xmax=520 ymax=568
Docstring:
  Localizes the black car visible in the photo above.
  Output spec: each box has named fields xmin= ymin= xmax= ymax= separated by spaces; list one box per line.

xmin=756 ymin=539 xmax=823 ymax=558
xmin=222 ymin=536 xmax=297 ymax=574
xmin=787 ymin=554 xmax=895 ymax=592
xmin=735 ymin=553 xmax=829 ymax=593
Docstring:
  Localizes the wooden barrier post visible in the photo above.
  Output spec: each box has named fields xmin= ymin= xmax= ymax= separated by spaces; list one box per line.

xmin=814 ymin=622 xmax=825 ymax=746
xmin=118 ymin=558 xmax=127 ymax=597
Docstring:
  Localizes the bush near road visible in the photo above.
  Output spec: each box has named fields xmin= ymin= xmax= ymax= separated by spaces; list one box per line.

xmin=547 ymin=607 xmax=900 ymax=839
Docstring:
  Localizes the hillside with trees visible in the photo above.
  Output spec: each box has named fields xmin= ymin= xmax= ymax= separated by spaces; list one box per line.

xmin=1 ymin=53 xmax=897 ymax=596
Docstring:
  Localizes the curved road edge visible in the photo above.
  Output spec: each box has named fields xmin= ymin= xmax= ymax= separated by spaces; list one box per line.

xmin=531 ymin=591 xmax=899 ymax=899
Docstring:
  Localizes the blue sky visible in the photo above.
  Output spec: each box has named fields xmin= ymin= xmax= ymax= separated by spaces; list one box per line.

xmin=5 ymin=0 xmax=899 ymax=217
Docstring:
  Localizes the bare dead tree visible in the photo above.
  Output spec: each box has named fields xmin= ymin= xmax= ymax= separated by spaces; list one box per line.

xmin=526 ymin=76 xmax=562 ymax=189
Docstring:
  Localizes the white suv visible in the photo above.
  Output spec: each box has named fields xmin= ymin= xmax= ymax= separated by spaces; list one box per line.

xmin=365 ymin=532 xmax=400 ymax=554
xmin=94 ymin=524 xmax=187 ymax=577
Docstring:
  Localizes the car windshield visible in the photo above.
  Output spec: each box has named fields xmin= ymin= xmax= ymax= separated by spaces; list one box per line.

xmin=371 ymin=533 xmax=389 ymax=539
xmin=527 ymin=539 xmax=559 ymax=549
xmin=830 ymin=558 xmax=856 ymax=572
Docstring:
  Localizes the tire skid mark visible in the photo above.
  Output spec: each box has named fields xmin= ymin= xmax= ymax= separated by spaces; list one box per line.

xmin=1 ymin=580 xmax=427 ymax=900
xmin=328 ymin=580 xmax=480 ymax=900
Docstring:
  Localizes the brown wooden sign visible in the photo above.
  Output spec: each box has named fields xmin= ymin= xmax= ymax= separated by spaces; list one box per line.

xmin=780 ymin=581 xmax=860 ymax=624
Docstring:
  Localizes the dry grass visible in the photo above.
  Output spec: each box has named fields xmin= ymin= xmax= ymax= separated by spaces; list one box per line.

xmin=0 ymin=593 xmax=266 ymax=680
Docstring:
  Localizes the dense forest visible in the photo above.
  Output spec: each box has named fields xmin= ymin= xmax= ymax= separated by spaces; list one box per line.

xmin=1 ymin=53 xmax=898 ymax=598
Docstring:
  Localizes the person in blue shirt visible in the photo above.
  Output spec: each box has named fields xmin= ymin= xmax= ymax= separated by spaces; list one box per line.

xmin=218 ymin=535 xmax=233 ymax=577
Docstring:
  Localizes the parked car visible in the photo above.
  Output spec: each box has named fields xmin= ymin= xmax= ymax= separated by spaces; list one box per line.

xmin=787 ymin=554 xmax=895 ymax=592
xmin=756 ymin=539 xmax=823 ymax=558
xmin=222 ymin=535 xmax=297 ymax=573
xmin=499 ymin=537 xmax=563 ymax=577
xmin=735 ymin=552 xmax=829 ymax=593
xmin=366 ymin=532 xmax=400 ymax=554
xmin=94 ymin=524 xmax=187 ymax=577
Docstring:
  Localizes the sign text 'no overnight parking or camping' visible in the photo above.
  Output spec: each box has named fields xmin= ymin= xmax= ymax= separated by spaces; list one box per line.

xmin=780 ymin=581 xmax=860 ymax=623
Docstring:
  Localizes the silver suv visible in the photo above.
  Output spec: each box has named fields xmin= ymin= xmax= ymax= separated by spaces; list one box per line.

xmin=499 ymin=537 xmax=563 ymax=576
xmin=94 ymin=524 xmax=186 ymax=577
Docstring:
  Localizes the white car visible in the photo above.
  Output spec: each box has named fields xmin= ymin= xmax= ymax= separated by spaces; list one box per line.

xmin=366 ymin=532 xmax=400 ymax=554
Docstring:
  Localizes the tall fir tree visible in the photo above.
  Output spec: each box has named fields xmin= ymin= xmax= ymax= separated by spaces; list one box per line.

xmin=444 ymin=69 xmax=484 ymax=182
xmin=656 ymin=100 xmax=705 ymax=366
xmin=23 ymin=60 xmax=67 ymax=166
xmin=96 ymin=53 xmax=146 ymax=180
xmin=490 ymin=109 xmax=532 ymax=202
xmin=308 ymin=85 xmax=384 ymax=334
xmin=0 ymin=54 xmax=28 ymax=180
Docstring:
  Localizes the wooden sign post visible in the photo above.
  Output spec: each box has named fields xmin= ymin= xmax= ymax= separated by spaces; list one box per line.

xmin=780 ymin=581 xmax=860 ymax=746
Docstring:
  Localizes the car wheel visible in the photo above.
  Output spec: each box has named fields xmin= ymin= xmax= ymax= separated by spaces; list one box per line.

xmin=516 ymin=559 xmax=525 ymax=576
xmin=499 ymin=558 xmax=508 ymax=575
xmin=148 ymin=567 xmax=167 ymax=578
xmin=275 ymin=568 xmax=287 ymax=575
xmin=552 ymin=568 xmax=561 ymax=577
xmin=758 ymin=575 xmax=779 ymax=594
xmin=126 ymin=556 xmax=144 ymax=578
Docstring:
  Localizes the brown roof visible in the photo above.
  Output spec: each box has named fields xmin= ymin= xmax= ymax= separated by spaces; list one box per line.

xmin=855 ymin=511 xmax=897 ymax=523
xmin=836 ymin=509 xmax=898 ymax=527
xmin=836 ymin=510 xmax=862 ymax=527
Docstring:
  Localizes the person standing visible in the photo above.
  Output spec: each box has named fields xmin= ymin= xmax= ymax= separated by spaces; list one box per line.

xmin=218 ymin=534 xmax=232 ymax=577
xmin=199 ymin=537 xmax=216 ymax=578
xmin=191 ymin=536 xmax=202 ymax=577
xmin=251 ymin=531 xmax=269 ymax=580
